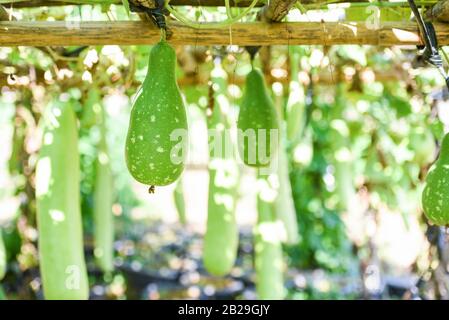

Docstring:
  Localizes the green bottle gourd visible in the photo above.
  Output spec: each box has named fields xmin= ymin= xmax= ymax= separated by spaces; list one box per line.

xmin=273 ymin=82 xmax=299 ymax=245
xmin=173 ymin=178 xmax=187 ymax=225
xmin=255 ymin=171 xmax=285 ymax=299
xmin=286 ymin=48 xmax=306 ymax=143
xmin=331 ymin=85 xmax=356 ymax=212
xmin=422 ymin=132 xmax=449 ymax=226
xmin=237 ymin=68 xmax=279 ymax=167
xmin=80 ymin=88 xmax=101 ymax=129
xmin=331 ymin=119 xmax=356 ymax=212
xmin=35 ymin=100 xmax=89 ymax=300
xmin=0 ymin=229 xmax=6 ymax=280
xmin=125 ymin=40 xmax=188 ymax=186
xmin=93 ymin=105 xmax=114 ymax=273
xmin=8 ymin=118 xmax=25 ymax=176
xmin=275 ymin=140 xmax=299 ymax=245
xmin=203 ymin=61 xmax=240 ymax=276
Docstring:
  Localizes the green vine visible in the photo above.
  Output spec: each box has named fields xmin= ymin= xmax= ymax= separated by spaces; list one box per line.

xmin=164 ymin=0 xmax=260 ymax=29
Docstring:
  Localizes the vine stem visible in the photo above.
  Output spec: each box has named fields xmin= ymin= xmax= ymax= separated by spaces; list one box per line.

xmin=225 ymin=0 xmax=234 ymax=19
xmin=160 ymin=27 xmax=166 ymax=42
xmin=164 ymin=0 xmax=259 ymax=29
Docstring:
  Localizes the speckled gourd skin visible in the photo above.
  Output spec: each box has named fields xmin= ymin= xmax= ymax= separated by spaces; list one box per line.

xmin=203 ymin=63 xmax=239 ymax=276
xmin=237 ymin=68 xmax=279 ymax=167
xmin=36 ymin=101 xmax=89 ymax=300
xmin=125 ymin=41 xmax=188 ymax=186
xmin=422 ymin=133 xmax=449 ymax=226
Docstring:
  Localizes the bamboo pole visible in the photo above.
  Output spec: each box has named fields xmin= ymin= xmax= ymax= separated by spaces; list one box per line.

xmin=0 ymin=21 xmax=432 ymax=46
xmin=0 ymin=0 xmax=364 ymax=8
xmin=0 ymin=0 xmax=264 ymax=8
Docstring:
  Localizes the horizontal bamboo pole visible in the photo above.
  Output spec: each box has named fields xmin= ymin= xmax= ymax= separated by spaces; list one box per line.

xmin=0 ymin=0 xmax=263 ymax=8
xmin=0 ymin=20 xmax=437 ymax=46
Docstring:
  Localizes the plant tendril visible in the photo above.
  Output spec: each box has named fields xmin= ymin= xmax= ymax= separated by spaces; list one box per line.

xmin=164 ymin=0 xmax=259 ymax=29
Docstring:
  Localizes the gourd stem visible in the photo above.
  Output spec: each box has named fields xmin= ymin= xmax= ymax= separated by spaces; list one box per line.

xmin=160 ymin=28 xmax=167 ymax=42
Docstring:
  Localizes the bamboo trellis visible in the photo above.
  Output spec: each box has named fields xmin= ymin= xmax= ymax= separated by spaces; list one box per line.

xmin=0 ymin=0 xmax=448 ymax=46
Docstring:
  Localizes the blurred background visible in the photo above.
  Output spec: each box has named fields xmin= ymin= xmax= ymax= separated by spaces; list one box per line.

xmin=1 ymin=3 xmax=449 ymax=300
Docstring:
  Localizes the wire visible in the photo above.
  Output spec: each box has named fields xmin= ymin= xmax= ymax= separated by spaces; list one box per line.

xmin=407 ymin=0 xmax=449 ymax=89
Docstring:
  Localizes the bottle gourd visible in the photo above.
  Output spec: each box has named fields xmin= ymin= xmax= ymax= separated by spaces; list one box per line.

xmin=93 ymin=105 xmax=114 ymax=273
xmin=125 ymin=40 xmax=188 ymax=186
xmin=173 ymin=178 xmax=187 ymax=225
xmin=35 ymin=100 xmax=89 ymax=300
xmin=237 ymin=68 xmax=279 ymax=167
xmin=422 ymin=132 xmax=449 ymax=226
xmin=255 ymin=172 xmax=285 ymax=299
xmin=203 ymin=61 xmax=239 ymax=276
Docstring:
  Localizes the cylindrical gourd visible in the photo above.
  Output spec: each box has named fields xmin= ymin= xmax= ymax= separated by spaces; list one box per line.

xmin=93 ymin=105 xmax=114 ymax=273
xmin=35 ymin=99 xmax=89 ymax=300
xmin=275 ymin=142 xmax=299 ymax=245
xmin=255 ymin=171 xmax=285 ymax=299
xmin=286 ymin=48 xmax=306 ymax=143
xmin=173 ymin=178 xmax=187 ymax=225
xmin=203 ymin=61 xmax=240 ymax=276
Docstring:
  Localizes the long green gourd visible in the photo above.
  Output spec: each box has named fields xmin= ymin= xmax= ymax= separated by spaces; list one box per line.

xmin=93 ymin=104 xmax=114 ymax=273
xmin=273 ymin=65 xmax=300 ymax=245
xmin=255 ymin=171 xmax=285 ymax=299
xmin=125 ymin=38 xmax=188 ymax=186
xmin=203 ymin=61 xmax=240 ymax=276
xmin=286 ymin=48 xmax=306 ymax=143
xmin=35 ymin=100 xmax=89 ymax=300
xmin=81 ymin=88 xmax=101 ymax=129
xmin=332 ymin=85 xmax=356 ymax=212
xmin=0 ymin=229 xmax=5 ymax=280
xmin=173 ymin=178 xmax=187 ymax=225
xmin=237 ymin=68 xmax=279 ymax=167
xmin=8 ymin=120 xmax=25 ymax=176
xmin=275 ymin=142 xmax=299 ymax=245
xmin=422 ymin=132 xmax=449 ymax=226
